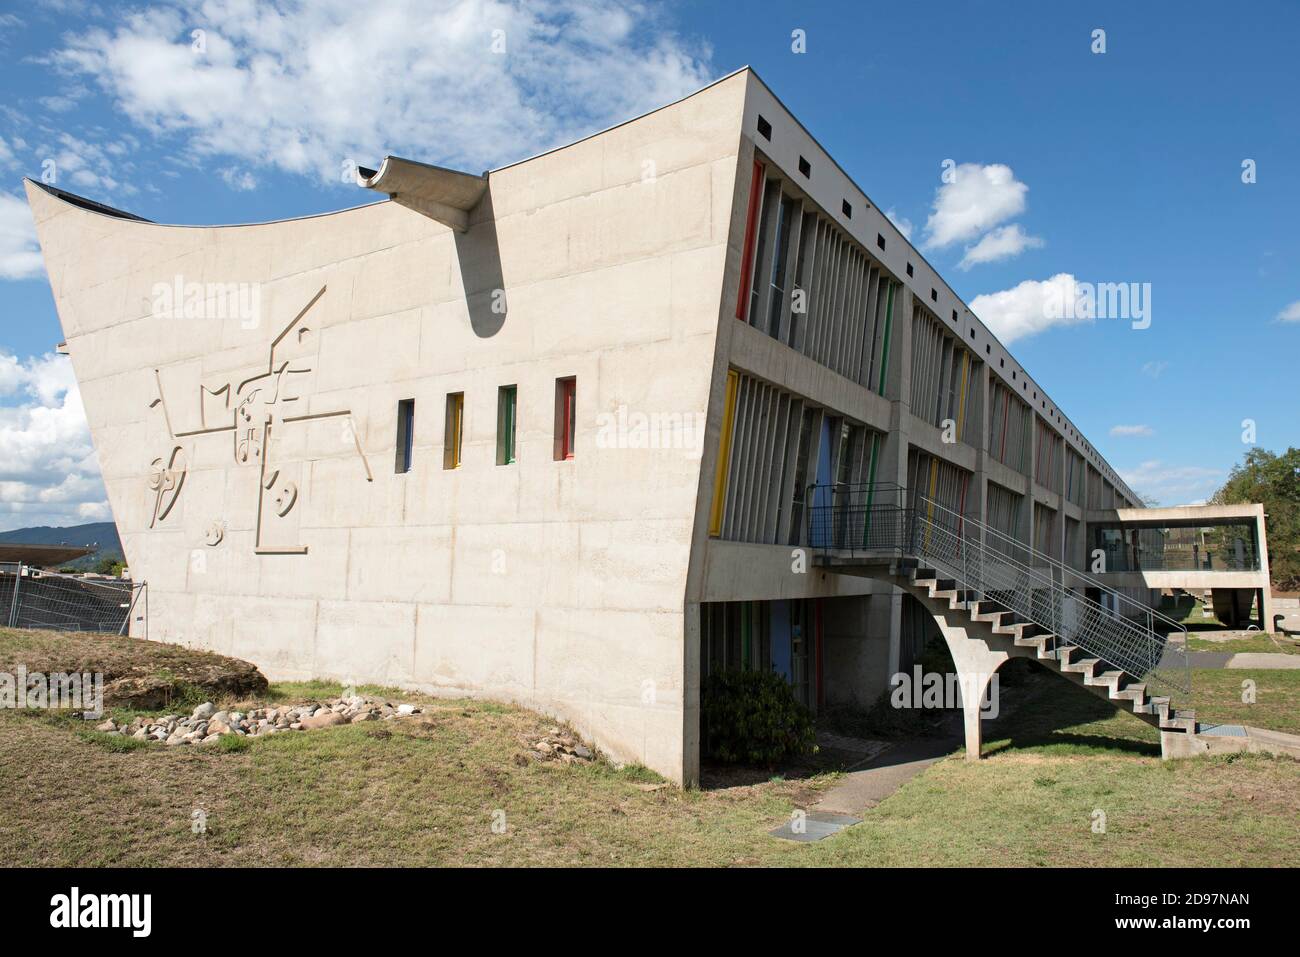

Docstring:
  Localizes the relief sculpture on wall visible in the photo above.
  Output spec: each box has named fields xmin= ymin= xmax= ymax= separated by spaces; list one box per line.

xmin=145 ymin=285 xmax=373 ymax=555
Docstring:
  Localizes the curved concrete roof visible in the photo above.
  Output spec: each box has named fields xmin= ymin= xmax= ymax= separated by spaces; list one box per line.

xmin=23 ymin=178 xmax=385 ymax=230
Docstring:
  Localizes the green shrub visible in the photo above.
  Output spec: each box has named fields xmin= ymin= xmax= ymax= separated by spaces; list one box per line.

xmin=701 ymin=670 xmax=815 ymax=766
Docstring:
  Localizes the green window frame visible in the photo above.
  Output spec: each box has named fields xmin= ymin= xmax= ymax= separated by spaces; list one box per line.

xmin=496 ymin=385 xmax=517 ymax=465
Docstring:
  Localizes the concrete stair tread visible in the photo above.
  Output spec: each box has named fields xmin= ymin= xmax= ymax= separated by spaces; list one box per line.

xmin=1085 ymin=669 xmax=1124 ymax=687
xmin=1060 ymin=655 xmax=1097 ymax=673
xmin=893 ymin=563 xmax=1199 ymax=753
xmin=1112 ymin=682 xmax=1147 ymax=701
xmin=1013 ymin=633 xmax=1055 ymax=648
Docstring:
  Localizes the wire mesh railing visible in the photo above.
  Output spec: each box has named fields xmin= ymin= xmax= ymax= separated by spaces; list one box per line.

xmin=0 ymin=562 xmax=144 ymax=635
xmin=808 ymin=483 xmax=1191 ymax=694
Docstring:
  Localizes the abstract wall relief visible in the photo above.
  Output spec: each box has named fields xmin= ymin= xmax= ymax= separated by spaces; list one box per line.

xmin=147 ymin=446 xmax=187 ymax=528
xmin=145 ymin=285 xmax=373 ymax=555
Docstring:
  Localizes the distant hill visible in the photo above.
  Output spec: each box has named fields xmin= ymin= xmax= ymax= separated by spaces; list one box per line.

xmin=0 ymin=522 xmax=124 ymax=570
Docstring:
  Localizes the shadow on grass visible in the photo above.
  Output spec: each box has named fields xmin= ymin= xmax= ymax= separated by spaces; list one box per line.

xmin=983 ymin=662 xmax=1161 ymax=759
xmin=701 ymin=662 xmax=1168 ymax=788
xmin=699 ymin=748 xmax=856 ymax=791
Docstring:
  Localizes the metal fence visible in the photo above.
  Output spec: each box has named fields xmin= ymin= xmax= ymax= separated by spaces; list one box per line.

xmin=808 ymin=482 xmax=1191 ymax=694
xmin=0 ymin=562 xmax=145 ymax=635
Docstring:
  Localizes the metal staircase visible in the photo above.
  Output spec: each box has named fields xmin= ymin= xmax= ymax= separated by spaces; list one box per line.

xmin=809 ymin=482 xmax=1195 ymax=738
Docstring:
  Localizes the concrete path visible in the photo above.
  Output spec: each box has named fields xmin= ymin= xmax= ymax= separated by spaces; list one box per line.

xmin=813 ymin=735 xmax=959 ymax=816
xmin=1225 ymin=652 xmax=1300 ymax=669
xmin=1179 ymin=723 xmax=1300 ymax=760
xmin=1180 ymin=650 xmax=1299 ymax=669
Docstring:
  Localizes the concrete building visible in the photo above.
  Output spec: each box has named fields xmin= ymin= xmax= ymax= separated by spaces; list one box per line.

xmin=26 ymin=67 xmax=1268 ymax=784
xmin=1090 ymin=504 xmax=1273 ymax=629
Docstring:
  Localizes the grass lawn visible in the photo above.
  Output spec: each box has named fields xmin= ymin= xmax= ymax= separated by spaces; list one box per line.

xmin=0 ymin=629 xmax=1296 ymax=867
xmin=1173 ymin=668 xmax=1300 ymax=733
xmin=1161 ymin=595 xmax=1225 ymax=629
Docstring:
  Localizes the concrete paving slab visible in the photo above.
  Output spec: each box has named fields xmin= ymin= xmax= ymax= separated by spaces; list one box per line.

xmin=769 ymin=810 xmax=861 ymax=842
xmin=1197 ymin=723 xmax=1247 ymax=737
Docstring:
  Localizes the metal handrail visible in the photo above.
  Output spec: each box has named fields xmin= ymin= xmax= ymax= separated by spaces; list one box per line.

xmin=808 ymin=483 xmax=1191 ymax=693
xmin=915 ymin=489 xmax=1188 ymax=637
xmin=817 ymin=481 xmax=1186 ymax=635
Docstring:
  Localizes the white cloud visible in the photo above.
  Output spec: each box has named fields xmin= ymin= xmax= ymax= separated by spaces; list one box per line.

xmin=968 ymin=272 xmax=1093 ymax=344
xmin=1121 ymin=460 xmax=1222 ymax=507
xmin=41 ymin=132 xmax=128 ymax=194
xmin=1276 ymin=300 xmax=1300 ymax=322
xmin=52 ymin=0 xmax=714 ymax=183
xmin=923 ymin=162 xmax=1029 ymax=248
xmin=885 ymin=207 xmax=913 ymax=241
xmin=39 ymin=93 xmax=81 ymax=113
xmin=0 ymin=351 xmax=108 ymax=530
xmin=958 ymin=223 xmax=1043 ymax=270
xmin=77 ymin=500 xmax=112 ymax=520
xmin=1141 ymin=360 xmax=1168 ymax=378
xmin=0 ymin=192 xmax=45 ymax=281
xmin=1110 ymin=424 xmax=1153 ymax=437
xmin=219 ymin=166 xmax=257 ymax=191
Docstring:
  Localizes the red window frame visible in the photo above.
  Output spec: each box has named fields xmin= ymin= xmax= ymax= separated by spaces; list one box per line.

xmin=555 ymin=377 xmax=576 ymax=460
xmin=735 ymin=160 xmax=765 ymax=322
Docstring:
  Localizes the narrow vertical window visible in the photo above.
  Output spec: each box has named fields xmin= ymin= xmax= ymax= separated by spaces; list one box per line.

xmin=764 ymin=193 xmax=795 ymax=338
xmin=709 ymin=370 xmax=740 ymax=536
xmin=394 ymin=398 xmax=415 ymax=474
xmin=735 ymin=161 xmax=765 ymax=321
xmin=496 ymin=385 xmax=517 ymax=465
xmin=554 ymin=377 xmax=576 ymax=460
xmin=748 ymin=179 xmax=780 ymax=325
xmin=443 ymin=392 xmax=464 ymax=470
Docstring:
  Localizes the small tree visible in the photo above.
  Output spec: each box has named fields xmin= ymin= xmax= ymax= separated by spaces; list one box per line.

xmin=1211 ymin=447 xmax=1299 ymax=590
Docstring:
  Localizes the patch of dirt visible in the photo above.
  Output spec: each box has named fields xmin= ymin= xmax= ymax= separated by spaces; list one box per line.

xmin=0 ymin=627 xmax=268 ymax=708
xmin=482 ymin=767 xmax=509 ymax=796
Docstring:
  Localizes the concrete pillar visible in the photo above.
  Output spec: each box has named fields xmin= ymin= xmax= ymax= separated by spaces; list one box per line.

xmin=932 ymin=609 xmax=1011 ymax=760
xmin=823 ymin=594 xmax=892 ymax=708
xmin=682 ymin=601 xmax=701 ymax=787
xmin=1255 ymin=505 xmax=1276 ymax=631
xmin=1261 ymin=588 xmax=1276 ymax=634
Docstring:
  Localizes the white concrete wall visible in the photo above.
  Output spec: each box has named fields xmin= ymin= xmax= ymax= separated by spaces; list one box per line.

xmin=28 ymin=71 xmax=750 ymax=783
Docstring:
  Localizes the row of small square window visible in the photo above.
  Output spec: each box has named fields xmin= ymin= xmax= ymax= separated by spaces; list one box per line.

xmin=757 ymin=114 xmax=885 ymax=239
xmin=394 ymin=378 xmax=577 ymax=473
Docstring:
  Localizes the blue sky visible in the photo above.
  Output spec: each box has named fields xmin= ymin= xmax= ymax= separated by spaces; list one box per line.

xmin=1 ymin=0 xmax=1297 ymax=528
